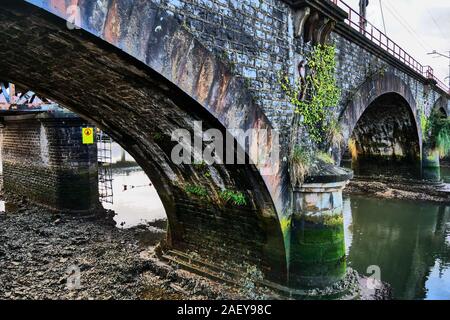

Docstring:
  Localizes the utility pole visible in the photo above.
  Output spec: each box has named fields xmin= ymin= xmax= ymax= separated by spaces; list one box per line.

xmin=359 ymin=0 xmax=369 ymax=32
xmin=428 ymin=50 xmax=450 ymax=89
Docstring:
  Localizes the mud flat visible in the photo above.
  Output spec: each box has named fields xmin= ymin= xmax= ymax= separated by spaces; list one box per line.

xmin=344 ymin=176 xmax=450 ymax=203
xmin=0 ymin=197 xmax=248 ymax=300
xmin=0 ymin=196 xmax=389 ymax=300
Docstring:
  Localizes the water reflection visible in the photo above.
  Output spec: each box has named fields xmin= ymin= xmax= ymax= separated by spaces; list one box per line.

xmin=346 ymin=161 xmax=446 ymax=183
xmin=103 ymin=143 xmax=166 ymax=228
xmin=441 ymin=166 xmax=450 ymax=183
xmin=344 ymin=195 xmax=450 ymax=300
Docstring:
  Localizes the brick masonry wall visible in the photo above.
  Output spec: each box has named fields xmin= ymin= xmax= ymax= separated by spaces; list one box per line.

xmin=157 ymin=0 xmax=296 ymax=138
xmin=156 ymin=0 xmax=445 ymax=148
xmin=1 ymin=114 xmax=99 ymax=212
xmin=330 ymin=32 xmax=442 ymax=119
xmin=0 ymin=3 xmax=289 ymax=284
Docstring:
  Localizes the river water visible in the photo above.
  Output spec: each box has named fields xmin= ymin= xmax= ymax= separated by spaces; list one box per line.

xmin=102 ymin=143 xmax=165 ymax=228
xmin=344 ymin=195 xmax=450 ymax=300
xmin=98 ymin=145 xmax=450 ymax=299
xmin=104 ymin=167 xmax=166 ymax=228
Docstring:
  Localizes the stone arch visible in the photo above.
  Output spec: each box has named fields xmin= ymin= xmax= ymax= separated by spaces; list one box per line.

xmin=0 ymin=1 xmax=287 ymax=283
xmin=339 ymin=72 xmax=422 ymax=167
xmin=432 ymin=96 xmax=449 ymax=117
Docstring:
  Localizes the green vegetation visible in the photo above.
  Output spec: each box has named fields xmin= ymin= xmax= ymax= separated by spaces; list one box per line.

xmin=184 ymin=184 xmax=208 ymax=198
xmin=420 ymin=107 xmax=428 ymax=140
xmin=193 ymin=161 xmax=212 ymax=178
xmin=316 ymin=151 xmax=335 ymax=164
xmin=152 ymin=132 xmax=163 ymax=142
xmin=327 ymin=120 xmax=344 ymax=150
xmin=193 ymin=160 xmax=207 ymax=171
xmin=279 ymin=44 xmax=341 ymax=145
xmin=279 ymin=44 xmax=342 ymax=185
xmin=280 ymin=216 xmax=292 ymax=235
xmin=423 ymin=108 xmax=450 ymax=158
xmin=290 ymin=145 xmax=312 ymax=186
xmin=203 ymin=171 xmax=211 ymax=178
xmin=290 ymin=146 xmax=335 ymax=185
xmin=219 ymin=189 xmax=247 ymax=206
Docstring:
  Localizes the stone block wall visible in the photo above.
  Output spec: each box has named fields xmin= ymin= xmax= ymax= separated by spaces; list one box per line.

xmin=157 ymin=0 xmax=445 ymax=148
xmin=1 ymin=113 xmax=99 ymax=212
xmin=157 ymin=0 xmax=296 ymax=137
xmin=331 ymin=32 xmax=442 ymax=120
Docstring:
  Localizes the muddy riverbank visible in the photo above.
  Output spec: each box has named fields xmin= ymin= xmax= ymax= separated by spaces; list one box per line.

xmin=0 ymin=196 xmax=389 ymax=300
xmin=0 ymin=197 xmax=250 ymax=300
xmin=344 ymin=176 xmax=450 ymax=203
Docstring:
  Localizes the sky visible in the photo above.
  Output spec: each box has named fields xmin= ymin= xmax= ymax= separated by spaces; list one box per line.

xmin=344 ymin=0 xmax=450 ymax=85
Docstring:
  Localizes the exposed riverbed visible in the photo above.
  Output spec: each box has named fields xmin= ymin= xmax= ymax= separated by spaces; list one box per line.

xmin=0 ymin=197 xmax=390 ymax=300
xmin=0 ymin=198 xmax=250 ymax=300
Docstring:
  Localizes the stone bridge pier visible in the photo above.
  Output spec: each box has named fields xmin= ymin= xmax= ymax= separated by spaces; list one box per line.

xmin=0 ymin=111 xmax=99 ymax=212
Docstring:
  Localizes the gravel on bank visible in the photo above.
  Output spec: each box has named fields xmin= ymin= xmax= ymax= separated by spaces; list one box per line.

xmin=0 ymin=197 xmax=390 ymax=300
xmin=0 ymin=198 xmax=245 ymax=300
xmin=344 ymin=177 xmax=450 ymax=203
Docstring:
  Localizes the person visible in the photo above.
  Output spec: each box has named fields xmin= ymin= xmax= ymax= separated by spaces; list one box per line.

xmin=359 ymin=0 xmax=369 ymax=31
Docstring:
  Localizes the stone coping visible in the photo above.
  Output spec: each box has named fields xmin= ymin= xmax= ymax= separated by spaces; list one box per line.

xmin=302 ymin=162 xmax=353 ymax=185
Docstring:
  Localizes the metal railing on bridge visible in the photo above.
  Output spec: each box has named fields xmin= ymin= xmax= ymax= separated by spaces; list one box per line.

xmin=330 ymin=0 xmax=449 ymax=94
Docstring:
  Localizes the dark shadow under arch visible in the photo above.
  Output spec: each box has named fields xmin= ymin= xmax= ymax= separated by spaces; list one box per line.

xmin=338 ymin=73 xmax=422 ymax=178
xmin=350 ymin=92 xmax=421 ymax=164
xmin=432 ymin=96 xmax=449 ymax=118
xmin=339 ymin=73 xmax=422 ymax=163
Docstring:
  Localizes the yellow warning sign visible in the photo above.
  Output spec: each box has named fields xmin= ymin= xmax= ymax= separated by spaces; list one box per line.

xmin=82 ymin=127 xmax=94 ymax=145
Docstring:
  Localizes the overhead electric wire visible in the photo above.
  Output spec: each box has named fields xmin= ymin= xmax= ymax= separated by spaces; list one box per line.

xmin=382 ymin=0 xmax=431 ymax=52
xmin=378 ymin=0 xmax=387 ymax=34
xmin=425 ymin=7 xmax=449 ymax=40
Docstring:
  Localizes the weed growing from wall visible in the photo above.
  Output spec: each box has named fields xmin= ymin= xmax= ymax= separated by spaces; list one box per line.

xmin=279 ymin=44 xmax=341 ymax=185
xmin=279 ymin=44 xmax=341 ymax=145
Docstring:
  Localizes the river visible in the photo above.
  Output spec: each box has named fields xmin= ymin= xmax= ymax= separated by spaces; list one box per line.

xmin=344 ymin=195 xmax=450 ymax=300
xmin=103 ymin=167 xmax=165 ymax=228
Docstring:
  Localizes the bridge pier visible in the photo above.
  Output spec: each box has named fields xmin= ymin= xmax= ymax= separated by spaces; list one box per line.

xmin=0 ymin=112 xmax=99 ymax=213
xmin=288 ymin=165 xmax=353 ymax=294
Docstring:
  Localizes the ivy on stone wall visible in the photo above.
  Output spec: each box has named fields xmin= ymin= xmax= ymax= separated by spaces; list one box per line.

xmin=424 ymin=108 xmax=450 ymax=157
xmin=280 ymin=44 xmax=341 ymax=145
xmin=279 ymin=44 xmax=341 ymax=186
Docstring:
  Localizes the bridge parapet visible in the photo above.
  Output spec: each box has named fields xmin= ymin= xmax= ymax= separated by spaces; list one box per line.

xmin=329 ymin=0 xmax=448 ymax=95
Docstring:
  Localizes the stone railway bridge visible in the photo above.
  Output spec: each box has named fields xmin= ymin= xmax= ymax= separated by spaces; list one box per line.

xmin=0 ymin=0 xmax=448 ymax=293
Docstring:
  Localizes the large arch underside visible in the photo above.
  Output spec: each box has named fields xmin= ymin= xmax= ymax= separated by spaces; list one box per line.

xmin=0 ymin=1 xmax=287 ymax=283
xmin=351 ymin=93 xmax=421 ymax=164
xmin=339 ymin=73 xmax=422 ymax=177
xmin=432 ymin=96 xmax=449 ymax=117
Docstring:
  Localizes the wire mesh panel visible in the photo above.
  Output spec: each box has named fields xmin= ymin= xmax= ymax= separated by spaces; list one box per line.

xmin=97 ymin=130 xmax=113 ymax=204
